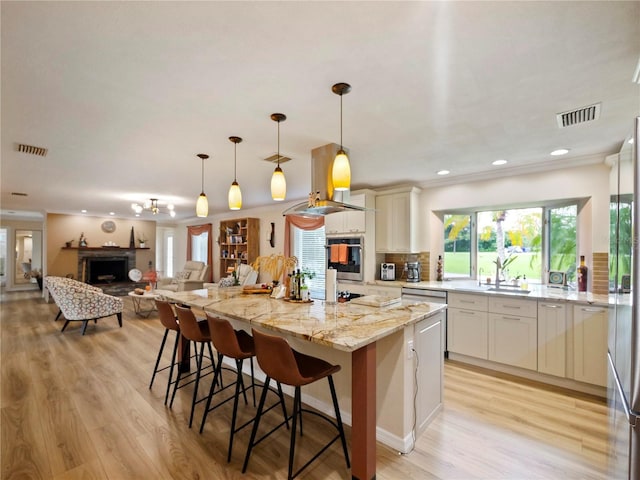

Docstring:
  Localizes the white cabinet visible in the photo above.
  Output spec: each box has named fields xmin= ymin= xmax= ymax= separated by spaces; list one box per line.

xmin=375 ymin=187 xmax=420 ymax=253
xmin=488 ymin=297 xmax=537 ymax=370
xmin=537 ymin=302 xmax=567 ymax=377
xmin=573 ymin=305 xmax=608 ymax=387
xmin=324 ymin=193 xmax=366 ymax=235
xmin=448 ymin=293 xmax=488 ymax=359
xmin=414 ymin=311 xmax=443 ymax=435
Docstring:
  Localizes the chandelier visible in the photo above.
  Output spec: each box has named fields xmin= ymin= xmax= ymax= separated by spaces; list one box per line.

xmin=131 ymin=198 xmax=176 ymax=217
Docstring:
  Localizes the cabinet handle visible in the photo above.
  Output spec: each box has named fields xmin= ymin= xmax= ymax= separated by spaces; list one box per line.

xmin=459 ymin=310 xmax=476 ymax=315
xmin=541 ymin=304 xmax=560 ymax=308
xmin=581 ymin=307 xmax=602 ymax=313
xmin=460 ymin=300 xmax=476 ymax=304
xmin=502 ymin=316 xmax=520 ymax=321
xmin=502 ymin=305 xmax=521 ymax=309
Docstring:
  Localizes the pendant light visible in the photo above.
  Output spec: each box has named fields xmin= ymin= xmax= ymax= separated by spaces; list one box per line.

xmin=195 ymin=153 xmax=209 ymax=217
xmin=228 ymin=136 xmax=242 ymax=210
xmin=270 ymin=113 xmax=287 ymax=201
xmin=332 ymin=82 xmax=352 ymax=191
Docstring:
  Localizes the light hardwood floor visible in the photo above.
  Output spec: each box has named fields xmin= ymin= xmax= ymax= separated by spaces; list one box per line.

xmin=1 ymin=291 xmax=613 ymax=479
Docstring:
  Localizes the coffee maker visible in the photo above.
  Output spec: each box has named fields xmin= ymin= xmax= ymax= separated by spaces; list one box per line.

xmin=404 ymin=261 xmax=421 ymax=283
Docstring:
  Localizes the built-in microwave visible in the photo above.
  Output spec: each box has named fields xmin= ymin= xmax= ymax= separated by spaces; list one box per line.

xmin=326 ymin=236 xmax=364 ymax=282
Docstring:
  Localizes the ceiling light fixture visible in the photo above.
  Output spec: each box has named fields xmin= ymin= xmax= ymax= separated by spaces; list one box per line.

xmin=550 ymin=148 xmax=569 ymax=156
xmin=437 ymin=170 xmax=450 ymax=175
xmin=332 ymin=82 xmax=352 ymax=191
xmin=196 ymin=153 xmax=209 ymax=217
xmin=228 ymin=136 xmax=243 ymax=210
xmin=492 ymin=159 xmax=508 ymax=166
xmin=270 ymin=113 xmax=287 ymax=201
xmin=131 ymin=198 xmax=176 ymax=217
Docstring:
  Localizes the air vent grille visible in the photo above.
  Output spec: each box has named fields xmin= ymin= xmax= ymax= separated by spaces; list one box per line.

xmin=11 ymin=192 xmax=28 ymax=197
xmin=263 ymin=153 xmax=292 ymax=164
xmin=556 ymin=103 xmax=601 ymax=128
xmin=17 ymin=143 xmax=48 ymax=156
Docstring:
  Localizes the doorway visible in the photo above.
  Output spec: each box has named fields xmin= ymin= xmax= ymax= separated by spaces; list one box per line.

xmin=14 ymin=230 xmax=42 ymax=289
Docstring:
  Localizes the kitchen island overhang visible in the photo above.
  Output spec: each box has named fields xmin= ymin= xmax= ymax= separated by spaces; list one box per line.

xmin=158 ymin=287 xmax=446 ymax=478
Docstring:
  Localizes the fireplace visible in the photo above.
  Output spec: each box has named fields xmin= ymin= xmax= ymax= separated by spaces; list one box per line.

xmin=87 ymin=257 xmax=128 ymax=283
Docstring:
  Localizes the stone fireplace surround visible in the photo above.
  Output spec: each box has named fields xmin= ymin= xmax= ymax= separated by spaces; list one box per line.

xmin=76 ymin=249 xmax=145 ymax=295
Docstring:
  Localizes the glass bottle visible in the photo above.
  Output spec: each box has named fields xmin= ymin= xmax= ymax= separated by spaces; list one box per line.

xmin=436 ymin=255 xmax=443 ymax=281
xmin=300 ymin=278 xmax=309 ymax=301
xmin=577 ymin=255 xmax=588 ymax=292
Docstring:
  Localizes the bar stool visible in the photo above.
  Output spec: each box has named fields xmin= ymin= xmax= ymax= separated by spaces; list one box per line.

xmin=242 ymin=328 xmax=350 ymax=480
xmin=149 ymin=299 xmax=181 ymax=405
xmin=170 ymin=305 xmax=216 ymax=428
xmin=199 ymin=315 xmax=253 ymax=459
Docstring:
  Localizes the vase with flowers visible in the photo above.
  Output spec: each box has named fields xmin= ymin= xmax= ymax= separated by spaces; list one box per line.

xmin=138 ymin=233 xmax=147 ymax=248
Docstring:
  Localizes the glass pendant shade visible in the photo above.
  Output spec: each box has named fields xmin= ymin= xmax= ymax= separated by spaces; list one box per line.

xmin=228 ymin=181 xmax=242 ymax=210
xmin=196 ymin=192 xmax=208 ymax=217
xmin=271 ymin=165 xmax=286 ymax=201
xmin=332 ymin=149 xmax=351 ymax=191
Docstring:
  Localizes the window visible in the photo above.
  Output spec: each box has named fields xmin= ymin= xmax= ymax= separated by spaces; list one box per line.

xmin=444 ymin=203 xmax=576 ymax=284
xmin=292 ymin=226 xmax=326 ymax=299
xmin=444 ymin=214 xmax=472 ymax=278
xmin=548 ymin=205 xmax=577 ymax=283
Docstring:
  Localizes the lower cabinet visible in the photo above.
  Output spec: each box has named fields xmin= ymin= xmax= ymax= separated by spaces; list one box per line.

xmin=537 ymin=302 xmax=566 ymax=377
xmin=448 ymin=307 xmax=488 ymax=359
xmin=414 ymin=312 xmax=443 ymax=434
xmin=573 ymin=305 xmax=608 ymax=387
xmin=488 ymin=313 xmax=537 ymax=370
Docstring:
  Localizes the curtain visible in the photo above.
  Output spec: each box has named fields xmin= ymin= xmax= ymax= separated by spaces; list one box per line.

xmin=187 ymin=223 xmax=213 ymax=282
xmin=284 ymin=216 xmax=324 ymax=258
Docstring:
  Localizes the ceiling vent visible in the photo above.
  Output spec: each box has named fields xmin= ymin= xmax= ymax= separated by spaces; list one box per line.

xmin=556 ymin=103 xmax=601 ymax=128
xmin=263 ymin=153 xmax=292 ymax=164
xmin=11 ymin=192 xmax=28 ymax=197
xmin=16 ymin=143 xmax=48 ymax=156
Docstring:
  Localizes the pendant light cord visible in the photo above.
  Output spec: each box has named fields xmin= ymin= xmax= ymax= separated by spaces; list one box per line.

xmin=340 ymin=93 xmax=343 ymax=149
xmin=234 ymin=143 xmax=238 ymax=182
xmin=201 ymin=157 xmax=205 ymax=194
xmin=277 ymin=120 xmax=281 ymax=167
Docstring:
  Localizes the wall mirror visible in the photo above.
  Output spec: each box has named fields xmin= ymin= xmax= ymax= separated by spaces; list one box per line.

xmin=15 ymin=229 xmax=42 ymax=287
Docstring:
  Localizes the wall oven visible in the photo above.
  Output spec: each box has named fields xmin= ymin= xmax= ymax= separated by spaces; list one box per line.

xmin=326 ymin=236 xmax=364 ymax=282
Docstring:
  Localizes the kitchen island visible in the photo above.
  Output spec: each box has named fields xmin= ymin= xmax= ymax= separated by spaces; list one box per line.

xmin=158 ymin=287 xmax=445 ymax=480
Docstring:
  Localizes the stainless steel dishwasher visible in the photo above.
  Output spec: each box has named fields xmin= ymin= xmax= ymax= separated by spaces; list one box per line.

xmin=401 ymin=287 xmax=448 ymax=358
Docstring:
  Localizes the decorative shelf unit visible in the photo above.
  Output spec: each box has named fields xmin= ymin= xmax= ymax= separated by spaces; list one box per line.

xmin=219 ymin=218 xmax=259 ymax=279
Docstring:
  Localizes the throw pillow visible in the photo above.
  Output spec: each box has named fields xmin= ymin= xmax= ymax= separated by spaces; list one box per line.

xmin=219 ymin=276 xmax=235 ymax=288
xmin=171 ymin=270 xmax=192 ymax=284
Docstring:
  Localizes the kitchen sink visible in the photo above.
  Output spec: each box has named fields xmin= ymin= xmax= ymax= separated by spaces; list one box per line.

xmin=487 ymin=287 xmax=531 ymax=294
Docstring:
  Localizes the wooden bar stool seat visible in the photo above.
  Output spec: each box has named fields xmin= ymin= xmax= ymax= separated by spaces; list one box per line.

xmin=170 ymin=305 xmax=216 ymax=428
xmin=242 ymin=328 xmax=350 ymax=479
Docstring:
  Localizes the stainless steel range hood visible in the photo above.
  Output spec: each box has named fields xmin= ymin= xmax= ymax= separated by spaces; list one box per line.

xmin=282 ymin=143 xmax=366 ymax=217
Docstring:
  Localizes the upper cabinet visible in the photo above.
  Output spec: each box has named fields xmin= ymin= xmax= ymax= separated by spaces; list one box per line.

xmin=324 ymin=191 xmax=375 ymax=236
xmin=375 ymin=187 xmax=421 ymax=253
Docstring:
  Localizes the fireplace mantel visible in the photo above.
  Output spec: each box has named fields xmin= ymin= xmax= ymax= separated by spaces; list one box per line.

xmin=62 ymin=247 xmax=149 ymax=251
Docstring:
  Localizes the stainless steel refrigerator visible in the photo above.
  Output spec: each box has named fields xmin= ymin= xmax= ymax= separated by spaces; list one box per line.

xmin=609 ymin=117 xmax=640 ymax=479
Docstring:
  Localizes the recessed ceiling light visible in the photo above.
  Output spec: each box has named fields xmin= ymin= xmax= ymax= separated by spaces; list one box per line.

xmin=437 ymin=170 xmax=450 ymax=175
xmin=629 ymin=138 xmax=634 ymax=144
xmin=109 ymin=212 xmax=115 ymax=216
xmin=81 ymin=209 xmax=87 ymax=213
xmin=551 ymin=148 xmax=569 ymax=156
xmin=492 ymin=159 xmax=508 ymax=166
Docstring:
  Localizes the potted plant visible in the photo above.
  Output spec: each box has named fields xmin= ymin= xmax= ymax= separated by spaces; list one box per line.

xmin=138 ymin=233 xmax=147 ymax=248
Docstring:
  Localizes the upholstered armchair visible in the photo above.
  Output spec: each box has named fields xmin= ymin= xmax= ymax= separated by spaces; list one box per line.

xmin=46 ymin=276 xmax=104 ymax=321
xmin=207 ymin=262 xmax=258 ymax=289
xmin=156 ymin=261 xmax=209 ymax=292
xmin=45 ymin=276 xmax=123 ymax=335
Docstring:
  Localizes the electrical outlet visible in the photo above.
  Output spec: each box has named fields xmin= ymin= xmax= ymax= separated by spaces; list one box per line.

xmin=407 ymin=340 xmax=414 ymax=359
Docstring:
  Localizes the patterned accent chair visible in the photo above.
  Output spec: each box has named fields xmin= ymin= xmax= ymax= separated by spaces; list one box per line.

xmin=156 ymin=261 xmax=209 ymax=292
xmin=45 ymin=276 xmax=123 ymax=335
xmin=45 ymin=276 xmax=103 ymax=321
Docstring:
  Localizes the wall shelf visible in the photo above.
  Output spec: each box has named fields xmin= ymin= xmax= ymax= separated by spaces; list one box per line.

xmin=219 ymin=218 xmax=259 ymax=280
xmin=61 ymin=247 xmax=150 ymax=250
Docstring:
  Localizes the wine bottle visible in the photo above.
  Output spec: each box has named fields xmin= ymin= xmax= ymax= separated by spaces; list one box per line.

xmin=577 ymin=255 xmax=588 ymax=292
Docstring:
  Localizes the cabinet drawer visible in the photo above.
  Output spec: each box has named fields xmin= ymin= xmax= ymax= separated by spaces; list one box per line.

xmin=489 ymin=297 xmax=537 ymax=318
xmin=448 ymin=293 xmax=488 ymax=311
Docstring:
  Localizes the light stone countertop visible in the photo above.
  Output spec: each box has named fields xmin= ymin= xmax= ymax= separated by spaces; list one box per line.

xmin=157 ymin=287 xmax=446 ymax=353
xmin=368 ymin=279 xmax=617 ymax=307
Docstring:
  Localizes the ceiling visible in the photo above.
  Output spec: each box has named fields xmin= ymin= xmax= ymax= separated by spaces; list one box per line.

xmin=2 ymin=1 xmax=639 ymax=222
